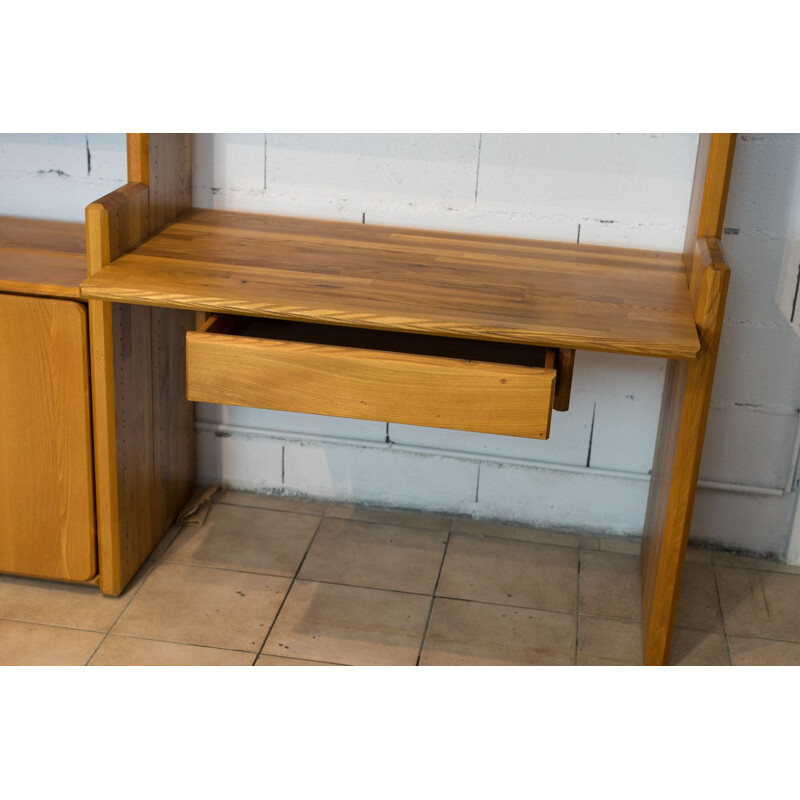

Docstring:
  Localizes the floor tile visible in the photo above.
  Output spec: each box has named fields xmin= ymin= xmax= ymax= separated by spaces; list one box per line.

xmin=420 ymin=598 xmax=576 ymax=665
xmin=263 ymin=580 xmax=430 ymax=666
xmin=163 ymin=502 xmax=319 ymax=577
xmin=674 ymin=562 xmax=724 ymax=632
xmin=712 ymin=551 xmax=800 ymax=575
xmin=578 ymin=616 xmax=641 ymax=665
xmin=597 ymin=537 xmax=641 ymax=556
xmin=684 ymin=546 xmax=712 ymax=564
xmin=0 ymin=566 xmax=149 ymax=632
xmin=728 ymin=636 xmax=800 ymax=666
xmin=579 ymin=536 xmax=601 ymax=550
xmin=215 ymin=489 xmax=327 ymax=516
xmin=325 ymin=503 xmax=451 ymax=533
xmin=0 ymin=619 xmax=103 ymax=665
xmin=716 ymin=566 xmax=800 ymax=642
xmin=579 ymin=550 xmax=641 ymax=620
xmin=255 ymin=655 xmax=340 ymax=666
xmin=89 ymin=635 xmax=253 ymax=666
xmin=113 ymin=563 xmax=291 ymax=652
xmin=298 ymin=517 xmax=446 ymax=594
xmin=147 ymin=524 xmax=184 ymax=562
xmin=669 ymin=629 xmax=730 ymax=666
xmin=437 ymin=533 xmax=578 ymax=613
xmin=451 ymin=518 xmax=579 ymax=548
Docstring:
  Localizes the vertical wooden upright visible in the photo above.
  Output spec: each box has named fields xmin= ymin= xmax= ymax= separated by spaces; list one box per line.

xmin=87 ymin=134 xmax=195 ymax=596
xmin=641 ymin=133 xmax=736 ymax=665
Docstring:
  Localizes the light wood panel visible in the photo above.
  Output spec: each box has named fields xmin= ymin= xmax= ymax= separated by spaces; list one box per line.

xmin=641 ymin=237 xmax=730 ymax=664
xmin=81 ymin=208 xmax=701 ymax=360
xmin=0 ymin=293 xmax=95 ymax=581
xmin=87 ymin=135 xmax=195 ymax=595
xmin=684 ymin=133 xmax=737 ymax=307
xmin=187 ymin=316 xmax=556 ymax=438
xmin=0 ymin=216 xmax=86 ymax=298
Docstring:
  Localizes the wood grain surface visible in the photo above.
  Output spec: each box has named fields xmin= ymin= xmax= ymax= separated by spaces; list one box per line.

xmin=641 ymin=237 xmax=731 ymax=664
xmin=0 ymin=293 xmax=95 ymax=581
xmin=187 ymin=316 xmax=557 ymax=438
xmin=81 ymin=208 xmax=701 ymax=359
xmin=0 ymin=216 xmax=86 ymax=298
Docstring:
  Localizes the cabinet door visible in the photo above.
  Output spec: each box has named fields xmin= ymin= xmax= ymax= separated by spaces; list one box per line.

xmin=0 ymin=293 xmax=96 ymax=581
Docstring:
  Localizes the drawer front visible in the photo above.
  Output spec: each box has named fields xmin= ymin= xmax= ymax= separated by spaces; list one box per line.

xmin=186 ymin=318 xmax=556 ymax=439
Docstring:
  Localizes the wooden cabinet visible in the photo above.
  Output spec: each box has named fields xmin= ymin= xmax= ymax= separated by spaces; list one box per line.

xmin=0 ymin=293 xmax=95 ymax=581
xmin=0 ymin=214 xmax=194 ymax=590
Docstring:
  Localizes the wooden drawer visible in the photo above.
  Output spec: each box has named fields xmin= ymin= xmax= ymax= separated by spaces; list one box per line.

xmin=186 ymin=316 xmax=558 ymax=439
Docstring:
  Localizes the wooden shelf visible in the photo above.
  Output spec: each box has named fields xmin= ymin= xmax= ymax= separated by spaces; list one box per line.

xmin=80 ymin=208 xmax=701 ymax=359
xmin=0 ymin=216 xmax=86 ymax=299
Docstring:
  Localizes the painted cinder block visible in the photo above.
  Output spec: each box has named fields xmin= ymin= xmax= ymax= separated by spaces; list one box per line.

xmin=283 ymin=440 xmax=479 ymax=513
xmin=691 ymin=487 xmax=796 ymax=556
xmin=387 ymin=391 xmax=595 ymax=468
xmin=196 ymin=427 xmax=283 ymax=492
xmin=85 ymin=134 xmax=127 ymax=182
xmin=700 ymin=407 xmax=799 ymax=490
xmin=0 ymin=172 xmax=126 ymax=222
xmin=476 ymin=133 xmax=698 ymax=251
xmin=0 ymin=133 xmax=88 ymax=177
xmin=193 ymin=133 xmax=266 ymax=207
xmin=476 ymin=461 xmax=648 ymax=536
xmin=195 ymin=402 xmax=387 ymax=443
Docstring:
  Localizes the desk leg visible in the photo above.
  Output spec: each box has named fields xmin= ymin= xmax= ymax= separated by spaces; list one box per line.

xmin=641 ymin=253 xmax=729 ymax=665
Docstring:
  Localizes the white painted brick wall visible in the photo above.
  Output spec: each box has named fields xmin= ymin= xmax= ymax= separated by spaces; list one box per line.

xmin=3 ymin=132 xmax=799 ymax=557
xmin=0 ymin=133 xmax=126 ymax=221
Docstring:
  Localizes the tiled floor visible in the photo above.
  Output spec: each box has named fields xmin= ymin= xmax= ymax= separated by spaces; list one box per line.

xmin=2 ymin=489 xmax=800 ymax=666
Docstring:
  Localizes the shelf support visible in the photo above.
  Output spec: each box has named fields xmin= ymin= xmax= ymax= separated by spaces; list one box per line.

xmin=640 ymin=133 xmax=736 ymax=665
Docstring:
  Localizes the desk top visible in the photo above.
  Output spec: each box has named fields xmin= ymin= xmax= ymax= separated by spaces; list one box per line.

xmin=80 ymin=208 xmax=701 ymax=359
xmin=0 ymin=216 xmax=86 ymax=299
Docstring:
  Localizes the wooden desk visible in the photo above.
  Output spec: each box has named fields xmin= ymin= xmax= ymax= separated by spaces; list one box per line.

xmin=78 ymin=133 xmax=736 ymax=665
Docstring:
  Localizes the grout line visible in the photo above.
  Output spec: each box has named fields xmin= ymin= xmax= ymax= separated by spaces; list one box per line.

xmin=254 ymin=515 xmax=325 ymax=665
xmin=474 ymin=464 xmax=481 ymax=504
xmin=98 ymin=631 xmax=258 ymax=655
xmin=712 ymin=563 xmax=734 ymax=666
xmin=416 ymin=518 xmax=454 ymax=665
xmin=256 ymin=653 xmax=346 ymax=666
xmin=85 ymin=134 xmax=91 ymax=176
xmin=214 ymin=499 xmax=324 ymax=518
xmin=281 ymin=446 xmax=285 ymax=486
xmin=82 ymin=560 xmax=159 ymax=665
xmin=791 ymin=263 xmax=800 ymax=323
xmin=576 ymin=223 xmax=581 ymax=244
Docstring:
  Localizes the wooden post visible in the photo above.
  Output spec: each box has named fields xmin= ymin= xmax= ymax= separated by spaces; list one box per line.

xmin=640 ymin=134 xmax=736 ymax=664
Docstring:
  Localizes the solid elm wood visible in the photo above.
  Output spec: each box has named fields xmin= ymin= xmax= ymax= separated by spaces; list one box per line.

xmin=86 ymin=133 xmax=195 ymax=596
xmin=553 ymin=349 xmax=575 ymax=412
xmin=187 ymin=315 xmax=557 ymax=439
xmin=80 ymin=207 xmax=701 ymax=360
xmin=639 ymin=136 xmax=737 ymax=665
xmin=684 ymin=134 xmax=737 ymax=310
xmin=0 ymin=293 xmax=95 ymax=581
xmin=0 ymin=216 xmax=86 ymax=298
xmin=641 ymin=237 xmax=730 ymax=665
